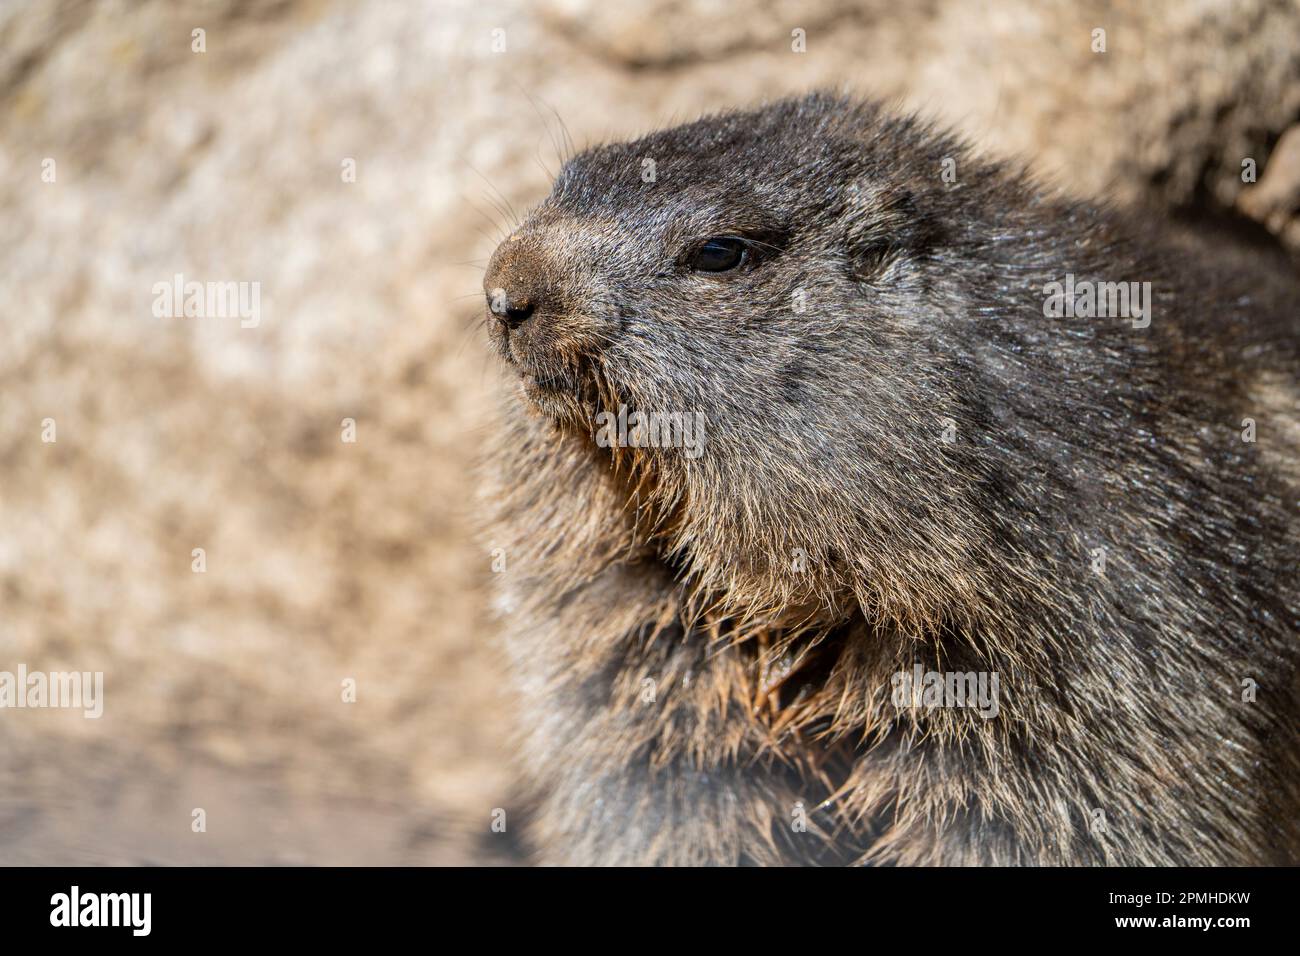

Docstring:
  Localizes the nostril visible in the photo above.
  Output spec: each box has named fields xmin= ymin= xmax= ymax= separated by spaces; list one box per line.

xmin=504 ymin=301 xmax=535 ymax=326
xmin=487 ymin=286 xmax=537 ymax=329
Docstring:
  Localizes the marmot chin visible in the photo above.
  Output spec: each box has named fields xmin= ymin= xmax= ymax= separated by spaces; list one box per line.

xmin=479 ymin=93 xmax=1299 ymax=866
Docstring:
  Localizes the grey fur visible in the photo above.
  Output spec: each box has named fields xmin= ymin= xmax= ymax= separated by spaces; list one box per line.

xmin=480 ymin=93 xmax=1299 ymax=865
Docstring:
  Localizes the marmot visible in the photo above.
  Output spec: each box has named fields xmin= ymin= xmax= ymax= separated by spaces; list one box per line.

xmin=479 ymin=93 xmax=1299 ymax=865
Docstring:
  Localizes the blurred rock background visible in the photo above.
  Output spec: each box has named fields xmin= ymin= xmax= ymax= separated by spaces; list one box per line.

xmin=0 ymin=0 xmax=1296 ymax=864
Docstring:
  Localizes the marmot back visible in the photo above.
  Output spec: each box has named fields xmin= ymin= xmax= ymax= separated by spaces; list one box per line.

xmin=479 ymin=92 xmax=1300 ymax=865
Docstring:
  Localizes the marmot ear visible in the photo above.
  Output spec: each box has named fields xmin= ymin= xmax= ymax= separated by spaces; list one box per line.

xmin=841 ymin=182 xmax=938 ymax=277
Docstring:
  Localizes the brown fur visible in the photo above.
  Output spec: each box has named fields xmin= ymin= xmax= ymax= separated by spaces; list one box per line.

xmin=479 ymin=94 xmax=1300 ymax=865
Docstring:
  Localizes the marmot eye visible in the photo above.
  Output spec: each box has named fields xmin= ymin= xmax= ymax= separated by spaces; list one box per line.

xmin=690 ymin=237 xmax=747 ymax=272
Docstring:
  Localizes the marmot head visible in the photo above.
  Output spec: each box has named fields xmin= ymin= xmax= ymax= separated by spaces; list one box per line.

xmin=483 ymin=93 xmax=1039 ymax=627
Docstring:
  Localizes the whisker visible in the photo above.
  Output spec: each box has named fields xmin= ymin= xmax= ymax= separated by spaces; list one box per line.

xmin=517 ymin=85 xmax=576 ymax=167
xmin=454 ymin=314 xmax=492 ymax=359
xmin=462 ymin=196 xmax=509 ymax=243
xmin=727 ymin=234 xmax=790 ymax=255
xmin=467 ymin=162 xmax=522 ymax=230
xmin=534 ymin=149 xmax=556 ymax=183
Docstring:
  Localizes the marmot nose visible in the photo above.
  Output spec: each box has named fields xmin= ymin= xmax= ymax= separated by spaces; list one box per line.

xmin=487 ymin=287 xmax=536 ymax=329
